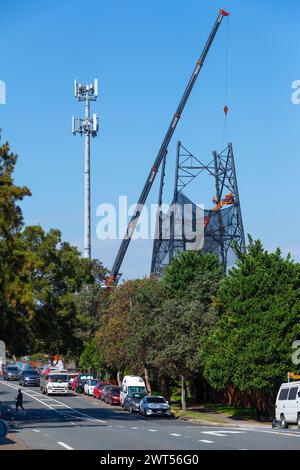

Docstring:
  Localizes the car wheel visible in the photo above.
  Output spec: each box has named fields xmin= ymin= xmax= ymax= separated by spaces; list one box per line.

xmin=280 ymin=414 xmax=288 ymax=429
xmin=297 ymin=414 xmax=300 ymax=430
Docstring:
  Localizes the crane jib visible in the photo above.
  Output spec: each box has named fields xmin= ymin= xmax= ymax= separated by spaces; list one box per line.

xmin=110 ymin=10 xmax=229 ymax=281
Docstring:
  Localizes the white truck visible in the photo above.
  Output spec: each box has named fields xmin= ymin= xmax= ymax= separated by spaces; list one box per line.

xmin=40 ymin=371 xmax=69 ymax=396
xmin=120 ymin=375 xmax=147 ymax=406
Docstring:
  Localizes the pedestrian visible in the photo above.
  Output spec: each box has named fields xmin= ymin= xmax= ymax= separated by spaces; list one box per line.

xmin=15 ymin=389 xmax=24 ymax=412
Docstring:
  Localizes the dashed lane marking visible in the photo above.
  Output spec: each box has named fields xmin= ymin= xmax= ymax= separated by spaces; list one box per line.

xmin=57 ymin=441 xmax=74 ymax=450
xmin=202 ymin=430 xmax=246 ymax=437
xmin=199 ymin=439 xmax=214 ymax=444
xmin=170 ymin=433 xmax=182 ymax=437
xmin=32 ymin=429 xmax=40 ymax=433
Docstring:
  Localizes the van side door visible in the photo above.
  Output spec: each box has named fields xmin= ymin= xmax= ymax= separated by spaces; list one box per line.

xmin=287 ymin=385 xmax=300 ymax=423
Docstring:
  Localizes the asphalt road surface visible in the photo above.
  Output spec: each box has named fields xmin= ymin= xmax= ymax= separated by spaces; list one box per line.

xmin=1 ymin=380 xmax=300 ymax=450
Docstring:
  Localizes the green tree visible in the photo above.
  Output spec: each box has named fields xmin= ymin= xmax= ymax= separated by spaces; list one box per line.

xmin=74 ymin=259 xmax=108 ymax=345
xmin=0 ymin=142 xmax=34 ymax=354
xmin=201 ymin=237 xmax=300 ymax=412
xmin=79 ymin=338 xmax=104 ymax=376
xmin=126 ymin=277 xmax=167 ymax=394
xmin=21 ymin=225 xmax=95 ymax=358
xmin=163 ymin=249 xmax=224 ymax=299
xmin=151 ymin=250 xmax=223 ymax=408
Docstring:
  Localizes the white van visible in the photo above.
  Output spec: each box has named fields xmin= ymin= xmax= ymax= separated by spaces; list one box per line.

xmin=275 ymin=381 xmax=300 ymax=428
xmin=120 ymin=376 xmax=147 ymax=406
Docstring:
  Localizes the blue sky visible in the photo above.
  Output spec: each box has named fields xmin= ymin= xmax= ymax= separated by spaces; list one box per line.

xmin=0 ymin=0 xmax=299 ymax=279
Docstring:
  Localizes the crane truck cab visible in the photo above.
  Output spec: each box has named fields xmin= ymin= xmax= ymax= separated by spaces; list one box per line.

xmin=40 ymin=370 xmax=69 ymax=396
xmin=120 ymin=376 xmax=147 ymax=407
xmin=275 ymin=381 xmax=300 ymax=429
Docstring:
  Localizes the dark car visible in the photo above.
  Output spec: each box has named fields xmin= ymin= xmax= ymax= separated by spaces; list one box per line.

xmin=139 ymin=395 xmax=171 ymax=417
xmin=75 ymin=378 xmax=89 ymax=394
xmin=19 ymin=369 xmax=40 ymax=387
xmin=101 ymin=384 xmax=113 ymax=402
xmin=105 ymin=387 xmax=121 ymax=405
xmin=123 ymin=392 xmax=146 ymax=413
xmin=3 ymin=365 xmax=19 ymax=381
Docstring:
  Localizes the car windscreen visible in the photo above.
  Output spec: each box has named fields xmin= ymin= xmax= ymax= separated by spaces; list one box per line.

xmin=90 ymin=380 xmax=98 ymax=386
xmin=111 ymin=389 xmax=120 ymax=395
xmin=7 ymin=367 xmax=19 ymax=372
xmin=131 ymin=393 xmax=145 ymax=399
xmin=128 ymin=386 xmax=146 ymax=394
xmin=48 ymin=375 xmax=68 ymax=382
xmin=24 ymin=371 xmax=39 ymax=376
xmin=146 ymin=397 xmax=166 ymax=404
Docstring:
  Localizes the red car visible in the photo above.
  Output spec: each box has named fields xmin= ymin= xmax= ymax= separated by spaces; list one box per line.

xmin=93 ymin=382 xmax=111 ymax=400
xmin=71 ymin=376 xmax=79 ymax=391
xmin=105 ymin=386 xmax=121 ymax=405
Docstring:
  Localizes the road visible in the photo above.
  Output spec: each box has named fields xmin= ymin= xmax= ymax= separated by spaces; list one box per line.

xmin=1 ymin=379 xmax=300 ymax=450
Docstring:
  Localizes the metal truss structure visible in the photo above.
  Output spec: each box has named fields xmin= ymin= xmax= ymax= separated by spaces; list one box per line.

xmin=151 ymin=141 xmax=245 ymax=275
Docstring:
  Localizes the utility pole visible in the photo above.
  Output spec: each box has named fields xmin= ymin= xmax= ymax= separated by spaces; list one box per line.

xmin=72 ymin=79 xmax=99 ymax=259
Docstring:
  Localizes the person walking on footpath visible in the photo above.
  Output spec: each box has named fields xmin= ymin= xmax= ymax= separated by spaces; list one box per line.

xmin=15 ymin=389 xmax=24 ymax=412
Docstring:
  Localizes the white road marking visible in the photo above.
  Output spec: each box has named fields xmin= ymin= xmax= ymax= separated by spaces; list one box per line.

xmin=170 ymin=433 xmax=182 ymax=437
xmin=57 ymin=441 xmax=74 ymax=450
xmin=32 ymin=429 xmax=40 ymax=433
xmin=147 ymin=429 xmax=158 ymax=432
xmin=130 ymin=426 xmax=140 ymax=430
xmin=1 ymin=382 xmax=106 ymax=424
xmin=199 ymin=439 xmax=214 ymax=444
xmin=202 ymin=430 xmax=246 ymax=437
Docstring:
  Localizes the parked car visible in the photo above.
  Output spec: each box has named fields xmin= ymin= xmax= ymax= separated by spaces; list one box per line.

xmin=73 ymin=374 xmax=93 ymax=394
xmin=101 ymin=384 xmax=113 ymax=402
xmin=105 ymin=387 xmax=121 ymax=405
xmin=275 ymin=381 xmax=300 ymax=429
xmin=120 ymin=376 xmax=147 ymax=406
xmin=19 ymin=369 xmax=40 ymax=387
xmin=68 ymin=372 xmax=79 ymax=389
xmin=75 ymin=379 xmax=87 ymax=394
xmin=3 ymin=365 xmax=19 ymax=381
xmin=93 ymin=382 xmax=111 ymax=399
xmin=139 ymin=395 xmax=171 ymax=417
xmin=123 ymin=392 xmax=146 ymax=413
xmin=71 ymin=376 xmax=79 ymax=391
xmin=84 ymin=379 xmax=99 ymax=396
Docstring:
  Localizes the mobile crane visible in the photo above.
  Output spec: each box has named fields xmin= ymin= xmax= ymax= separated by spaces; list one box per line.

xmin=107 ymin=9 xmax=230 ymax=286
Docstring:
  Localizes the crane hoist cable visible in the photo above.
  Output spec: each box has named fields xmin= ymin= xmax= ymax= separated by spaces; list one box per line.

xmin=221 ymin=13 xmax=230 ymax=150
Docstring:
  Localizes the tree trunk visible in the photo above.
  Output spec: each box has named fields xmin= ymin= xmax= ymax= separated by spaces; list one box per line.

xmin=181 ymin=375 xmax=187 ymax=411
xmin=144 ymin=367 xmax=152 ymax=395
xmin=160 ymin=376 xmax=170 ymax=402
xmin=117 ymin=370 xmax=122 ymax=387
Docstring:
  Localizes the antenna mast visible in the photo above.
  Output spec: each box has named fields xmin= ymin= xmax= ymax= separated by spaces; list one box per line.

xmin=72 ymin=79 xmax=99 ymax=259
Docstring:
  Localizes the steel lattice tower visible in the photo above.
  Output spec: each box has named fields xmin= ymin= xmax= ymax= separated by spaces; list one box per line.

xmin=151 ymin=141 xmax=245 ymax=275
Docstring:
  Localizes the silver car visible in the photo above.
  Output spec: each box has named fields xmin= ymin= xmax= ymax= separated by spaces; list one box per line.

xmin=139 ymin=395 xmax=171 ymax=417
xmin=3 ymin=365 xmax=19 ymax=381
